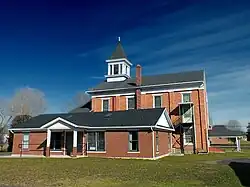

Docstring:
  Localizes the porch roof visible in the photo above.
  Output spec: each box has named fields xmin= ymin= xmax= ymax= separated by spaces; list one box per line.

xmin=10 ymin=108 xmax=175 ymax=131
xmin=208 ymin=125 xmax=245 ymax=137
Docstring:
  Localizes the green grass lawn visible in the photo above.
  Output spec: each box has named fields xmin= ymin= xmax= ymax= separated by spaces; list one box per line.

xmin=0 ymin=152 xmax=250 ymax=187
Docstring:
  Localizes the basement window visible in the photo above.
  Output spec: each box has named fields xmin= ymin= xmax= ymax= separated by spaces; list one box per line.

xmin=128 ymin=131 xmax=139 ymax=152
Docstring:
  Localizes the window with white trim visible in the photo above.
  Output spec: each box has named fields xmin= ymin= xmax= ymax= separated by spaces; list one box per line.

xmin=87 ymin=132 xmax=105 ymax=151
xmin=153 ymin=95 xmax=162 ymax=108
xmin=102 ymin=99 xmax=109 ymax=111
xmin=109 ymin=65 xmax=112 ymax=75
xmin=128 ymin=131 xmax=139 ymax=152
xmin=126 ymin=96 xmax=135 ymax=110
xmin=182 ymin=93 xmax=191 ymax=103
xmin=22 ymin=133 xmax=29 ymax=149
xmin=184 ymin=126 xmax=194 ymax=144
xmin=156 ymin=131 xmax=159 ymax=152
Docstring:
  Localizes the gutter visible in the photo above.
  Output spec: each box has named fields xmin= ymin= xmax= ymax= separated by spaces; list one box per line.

xmin=151 ymin=127 xmax=155 ymax=159
xmin=86 ymin=81 xmax=204 ymax=93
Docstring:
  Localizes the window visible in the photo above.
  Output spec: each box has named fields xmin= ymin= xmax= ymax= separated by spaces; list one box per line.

xmin=120 ymin=64 xmax=123 ymax=74
xmin=125 ymin=66 xmax=128 ymax=74
xmin=102 ymin=99 xmax=109 ymax=111
xmin=109 ymin=64 xmax=112 ymax=75
xmin=50 ymin=132 xmax=62 ymax=151
xmin=128 ymin=131 xmax=139 ymax=152
xmin=184 ymin=126 xmax=194 ymax=144
xmin=182 ymin=93 xmax=191 ymax=103
xmin=22 ymin=133 xmax=29 ymax=149
xmin=87 ymin=132 xmax=105 ymax=151
xmin=153 ymin=95 xmax=162 ymax=108
xmin=127 ymin=96 xmax=135 ymax=110
xmin=156 ymin=131 xmax=159 ymax=152
xmin=114 ymin=64 xmax=119 ymax=75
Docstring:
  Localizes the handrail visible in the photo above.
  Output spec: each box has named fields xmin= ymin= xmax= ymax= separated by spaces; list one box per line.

xmin=18 ymin=142 xmax=88 ymax=157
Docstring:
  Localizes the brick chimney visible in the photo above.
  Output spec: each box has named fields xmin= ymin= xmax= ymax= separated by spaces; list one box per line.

xmin=136 ymin=65 xmax=142 ymax=109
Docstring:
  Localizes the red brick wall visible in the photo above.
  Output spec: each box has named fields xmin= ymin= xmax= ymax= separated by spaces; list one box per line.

xmin=87 ymin=131 xmax=153 ymax=158
xmin=12 ymin=132 xmax=47 ymax=156
xmin=155 ymin=131 xmax=171 ymax=157
xmin=91 ymin=89 xmax=209 ymax=153
xmin=210 ymin=137 xmax=229 ymax=145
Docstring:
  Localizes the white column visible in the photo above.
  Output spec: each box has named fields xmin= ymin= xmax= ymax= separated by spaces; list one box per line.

xmin=73 ymin=130 xmax=77 ymax=148
xmin=63 ymin=131 xmax=66 ymax=156
xmin=236 ymin=137 xmax=241 ymax=152
xmin=108 ymin=64 xmax=111 ymax=75
xmin=47 ymin=129 xmax=51 ymax=147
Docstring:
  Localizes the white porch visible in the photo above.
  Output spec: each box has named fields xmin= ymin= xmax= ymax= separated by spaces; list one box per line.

xmin=42 ymin=117 xmax=86 ymax=157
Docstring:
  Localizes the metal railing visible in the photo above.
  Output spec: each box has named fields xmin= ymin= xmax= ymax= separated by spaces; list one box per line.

xmin=18 ymin=143 xmax=46 ymax=157
xmin=17 ymin=142 xmax=88 ymax=157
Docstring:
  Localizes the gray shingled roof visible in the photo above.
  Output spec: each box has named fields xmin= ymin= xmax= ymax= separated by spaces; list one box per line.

xmin=12 ymin=108 xmax=166 ymax=129
xmin=69 ymin=100 xmax=91 ymax=113
xmin=88 ymin=70 xmax=204 ymax=92
xmin=209 ymin=125 xmax=245 ymax=137
xmin=109 ymin=41 xmax=127 ymax=60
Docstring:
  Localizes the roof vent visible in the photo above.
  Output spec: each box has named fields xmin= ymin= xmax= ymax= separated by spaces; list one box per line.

xmin=104 ymin=113 xmax=112 ymax=118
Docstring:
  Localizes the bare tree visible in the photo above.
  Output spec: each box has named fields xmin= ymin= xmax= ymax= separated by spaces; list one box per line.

xmin=0 ymin=99 xmax=12 ymax=134
xmin=226 ymin=120 xmax=242 ymax=132
xmin=9 ymin=87 xmax=47 ymax=116
xmin=0 ymin=87 xmax=47 ymax=129
xmin=63 ymin=92 xmax=90 ymax=112
xmin=0 ymin=87 xmax=47 ymax=151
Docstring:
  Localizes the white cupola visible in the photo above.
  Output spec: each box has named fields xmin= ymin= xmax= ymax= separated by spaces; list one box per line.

xmin=105 ymin=37 xmax=132 ymax=82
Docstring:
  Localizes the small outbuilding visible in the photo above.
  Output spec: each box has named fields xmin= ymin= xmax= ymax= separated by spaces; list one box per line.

xmin=208 ymin=125 xmax=244 ymax=152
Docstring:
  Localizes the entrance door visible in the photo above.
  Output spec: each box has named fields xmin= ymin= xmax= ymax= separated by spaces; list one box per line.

xmin=77 ymin=132 xmax=83 ymax=153
xmin=181 ymin=104 xmax=193 ymax=123
xmin=66 ymin=132 xmax=73 ymax=156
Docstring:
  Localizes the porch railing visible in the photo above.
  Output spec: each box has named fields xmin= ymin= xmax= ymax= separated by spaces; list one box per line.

xmin=18 ymin=143 xmax=46 ymax=157
xmin=17 ymin=142 xmax=88 ymax=157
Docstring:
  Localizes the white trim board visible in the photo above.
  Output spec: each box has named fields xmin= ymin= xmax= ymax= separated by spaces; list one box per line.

xmin=90 ymin=87 xmax=203 ymax=98
xmin=92 ymin=93 xmax=135 ymax=98
xmin=154 ymin=109 xmax=175 ymax=131
xmin=10 ymin=125 xmax=176 ymax=132
xmin=40 ymin=117 xmax=78 ymax=129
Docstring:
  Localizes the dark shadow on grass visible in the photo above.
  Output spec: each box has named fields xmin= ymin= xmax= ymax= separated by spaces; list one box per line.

xmin=229 ymin=161 xmax=250 ymax=187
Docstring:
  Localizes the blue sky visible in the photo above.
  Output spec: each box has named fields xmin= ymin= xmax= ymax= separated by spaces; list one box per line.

xmin=0 ymin=0 xmax=249 ymax=126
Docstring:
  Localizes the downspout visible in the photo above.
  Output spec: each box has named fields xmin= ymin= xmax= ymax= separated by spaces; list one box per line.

xmin=203 ymin=70 xmax=209 ymax=153
xmin=192 ymin=105 xmax=197 ymax=154
xmin=151 ymin=127 xmax=155 ymax=159
xmin=197 ymin=90 xmax=204 ymax=151
xmin=168 ymin=92 xmax=171 ymax=118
